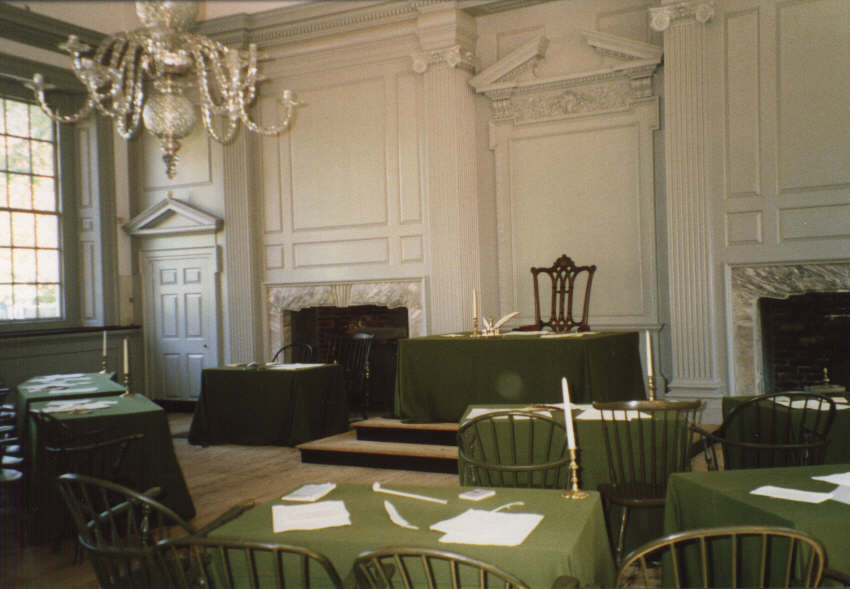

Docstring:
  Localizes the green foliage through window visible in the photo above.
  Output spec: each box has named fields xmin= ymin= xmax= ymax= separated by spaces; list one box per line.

xmin=0 ymin=96 xmax=61 ymax=320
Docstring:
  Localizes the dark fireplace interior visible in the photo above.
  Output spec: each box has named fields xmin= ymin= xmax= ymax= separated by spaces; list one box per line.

xmin=760 ymin=292 xmax=850 ymax=393
xmin=290 ymin=305 xmax=409 ymax=411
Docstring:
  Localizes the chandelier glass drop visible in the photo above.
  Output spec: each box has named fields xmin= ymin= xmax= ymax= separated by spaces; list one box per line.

xmin=26 ymin=0 xmax=300 ymax=179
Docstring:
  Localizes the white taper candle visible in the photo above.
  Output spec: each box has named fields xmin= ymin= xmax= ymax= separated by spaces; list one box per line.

xmin=562 ymin=377 xmax=576 ymax=449
xmin=123 ymin=338 xmax=129 ymax=374
xmin=102 ymin=330 xmax=107 ymax=356
xmin=473 ymin=288 xmax=478 ymax=318
xmin=645 ymin=330 xmax=654 ymax=378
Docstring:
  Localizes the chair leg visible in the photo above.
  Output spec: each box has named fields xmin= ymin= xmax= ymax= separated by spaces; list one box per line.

xmin=615 ymin=505 xmax=630 ymax=566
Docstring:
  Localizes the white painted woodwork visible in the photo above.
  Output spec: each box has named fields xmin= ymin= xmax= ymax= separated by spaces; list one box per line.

xmin=141 ymin=248 xmax=219 ymax=400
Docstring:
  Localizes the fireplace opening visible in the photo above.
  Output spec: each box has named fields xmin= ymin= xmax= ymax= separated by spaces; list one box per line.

xmin=760 ymin=292 xmax=850 ymax=393
xmin=290 ymin=305 xmax=409 ymax=412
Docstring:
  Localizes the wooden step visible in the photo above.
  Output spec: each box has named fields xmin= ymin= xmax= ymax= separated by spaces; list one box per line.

xmin=297 ymin=430 xmax=458 ymax=474
xmin=351 ymin=417 xmax=458 ymax=446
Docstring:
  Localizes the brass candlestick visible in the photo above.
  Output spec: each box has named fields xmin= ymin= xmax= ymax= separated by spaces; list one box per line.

xmin=647 ymin=374 xmax=657 ymax=401
xmin=563 ymin=447 xmax=588 ymax=500
xmin=120 ymin=372 xmax=133 ymax=397
xmin=99 ymin=355 xmax=108 ymax=374
xmin=472 ymin=314 xmax=480 ymax=337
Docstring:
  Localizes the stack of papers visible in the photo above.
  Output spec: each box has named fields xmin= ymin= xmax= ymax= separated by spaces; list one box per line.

xmin=430 ymin=509 xmax=543 ymax=546
xmin=272 ymin=501 xmax=351 ymax=533
xmin=37 ymin=399 xmax=118 ymax=413
xmin=281 ymin=483 xmax=336 ymax=502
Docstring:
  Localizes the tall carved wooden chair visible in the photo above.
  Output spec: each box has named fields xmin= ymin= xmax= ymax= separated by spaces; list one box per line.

xmin=593 ymin=399 xmax=701 ymax=564
xmin=692 ymin=392 xmax=836 ymax=471
xmin=457 ymin=409 xmax=570 ymax=489
xmin=530 ymin=254 xmax=597 ymax=332
xmin=617 ymin=526 xmax=826 ymax=588
xmin=327 ymin=333 xmax=374 ymax=418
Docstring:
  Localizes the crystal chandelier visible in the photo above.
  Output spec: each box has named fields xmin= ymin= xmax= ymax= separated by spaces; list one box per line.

xmin=26 ymin=0 xmax=300 ymax=179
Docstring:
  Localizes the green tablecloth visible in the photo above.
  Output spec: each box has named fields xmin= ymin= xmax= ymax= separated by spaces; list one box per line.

xmin=665 ymin=465 xmax=850 ymax=579
xmin=209 ymin=483 xmax=615 ymax=588
xmin=458 ymin=404 xmax=666 ymax=556
xmin=395 ymin=331 xmax=645 ymax=422
xmin=188 ymin=364 xmax=347 ymax=446
xmin=28 ymin=394 xmax=195 ymax=542
xmin=723 ymin=395 xmax=850 ymax=464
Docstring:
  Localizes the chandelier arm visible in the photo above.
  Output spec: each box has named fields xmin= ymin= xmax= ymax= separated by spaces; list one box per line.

xmin=191 ymin=44 xmax=232 ymax=116
xmin=27 ymin=83 xmax=96 ymax=124
xmin=199 ymin=106 xmax=239 ymax=144
xmin=237 ymin=93 xmax=298 ymax=136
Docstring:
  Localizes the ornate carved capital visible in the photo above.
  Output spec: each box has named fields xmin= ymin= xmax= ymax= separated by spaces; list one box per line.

xmin=650 ymin=1 xmax=715 ymax=32
xmin=411 ymin=45 xmax=476 ymax=75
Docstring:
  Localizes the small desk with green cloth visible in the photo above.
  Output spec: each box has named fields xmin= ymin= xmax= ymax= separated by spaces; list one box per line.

xmin=665 ymin=464 xmax=850 ymax=579
xmin=723 ymin=395 xmax=850 ymax=464
xmin=189 ymin=364 xmax=347 ymax=446
xmin=395 ymin=331 xmax=645 ymax=422
xmin=208 ymin=483 xmax=616 ymax=588
xmin=27 ymin=393 xmax=195 ymax=542
xmin=458 ymin=404 xmax=668 ymax=556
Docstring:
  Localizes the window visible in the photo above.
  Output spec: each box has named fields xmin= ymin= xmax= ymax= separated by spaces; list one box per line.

xmin=0 ymin=95 xmax=62 ymax=320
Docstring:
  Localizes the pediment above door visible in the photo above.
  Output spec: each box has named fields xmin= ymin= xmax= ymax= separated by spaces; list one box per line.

xmin=123 ymin=195 xmax=222 ymax=237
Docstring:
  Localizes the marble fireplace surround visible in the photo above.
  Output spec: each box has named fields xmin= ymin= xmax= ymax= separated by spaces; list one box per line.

xmin=266 ymin=279 xmax=425 ymax=354
xmin=730 ymin=262 xmax=850 ymax=395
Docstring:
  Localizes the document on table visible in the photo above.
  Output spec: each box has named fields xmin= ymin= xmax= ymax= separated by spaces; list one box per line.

xmin=265 ymin=363 xmax=325 ymax=370
xmin=272 ymin=500 xmax=351 ymax=533
xmin=37 ymin=399 xmax=118 ymax=413
xmin=812 ymin=472 xmax=850 ymax=486
xmin=465 ymin=407 xmax=552 ymax=420
xmin=576 ymin=407 xmax=650 ymax=420
xmin=773 ymin=397 xmax=837 ymax=410
xmin=430 ymin=509 xmax=543 ymax=546
xmin=750 ymin=485 xmax=832 ymax=504
xmin=281 ymin=483 xmax=336 ymax=502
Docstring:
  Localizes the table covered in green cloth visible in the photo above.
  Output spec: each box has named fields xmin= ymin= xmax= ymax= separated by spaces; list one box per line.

xmin=208 ymin=483 xmax=616 ymax=588
xmin=665 ymin=465 xmax=850 ymax=580
xmin=188 ymin=364 xmax=347 ymax=446
xmin=395 ymin=331 xmax=645 ymax=422
xmin=15 ymin=372 xmax=125 ymax=441
xmin=27 ymin=394 xmax=195 ymax=543
xmin=723 ymin=395 xmax=850 ymax=464
xmin=458 ymin=404 xmax=668 ymax=556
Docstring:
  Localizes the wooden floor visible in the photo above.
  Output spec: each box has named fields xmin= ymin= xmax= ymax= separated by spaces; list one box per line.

xmin=0 ymin=411 xmax=457 ymax=589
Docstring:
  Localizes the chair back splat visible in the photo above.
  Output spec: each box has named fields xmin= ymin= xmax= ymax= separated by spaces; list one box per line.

xmin=353 ymin=547 xmax=530 ymax=589
xmin=692 ymin=392 xmax=836 ymax=471
xmin=617 ymin=526 xmax=826 ymax=588
xmin=457 ymin=410 xmax=570 ymax=489
xmin=531 ymin=254 xmax=596 ymax=333
xmin=271 ymin=342 xmax=314 ymax=364
xmin=156 ymin=536 xmax=343 ymax=589
xmin=593 ymin=399 xmax=701 ymax=564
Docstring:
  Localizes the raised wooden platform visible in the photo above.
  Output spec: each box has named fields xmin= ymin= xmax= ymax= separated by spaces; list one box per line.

xmin=297 ymin=417 xmax=459 ymax=474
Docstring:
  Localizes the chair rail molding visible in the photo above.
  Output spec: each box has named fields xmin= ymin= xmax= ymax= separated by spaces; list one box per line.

xmin=122 ymin=195 xmax=223 ymax=237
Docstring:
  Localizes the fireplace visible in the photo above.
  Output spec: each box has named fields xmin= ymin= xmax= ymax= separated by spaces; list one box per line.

xmin=730 ymin=262 xmax=850 ymax=394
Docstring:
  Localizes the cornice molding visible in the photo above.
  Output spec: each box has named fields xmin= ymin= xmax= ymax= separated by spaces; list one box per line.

xmin=650 ymin=1 xmax=716 ymax=32
xmin=123 ymin=196 xmax=222 ymax=237
xmin=0 ymin=4 xmax=103 ymax=54
xmin=582 ymin=30 xmax=663 ymax=61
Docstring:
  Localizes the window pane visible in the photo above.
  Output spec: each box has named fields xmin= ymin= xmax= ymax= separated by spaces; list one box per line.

xmin=0 ymin=136 xmax=6 ymax=171
xmin=13 ymin=248 xmax=36 ymax=282
xmin=0 ymin=285 xmax=10 ymax=319
xmin=29 ymin=105 xmax=53 ymax=141
xmin=31 ymin=141 xmax=54 ymax=176
xmin=12 ymin=284 xmax=37 ymax=319
xmin=35 ymin=214 xmax=59 ymax=248
xmin=7 ymin=136 xmax=29 ymax=172
xmin=0 ymin=173 xmax=6 ymax=208
xmin=11 ymin=212 xmax=35 ymax=247
xmin=8 ymin=173 xmax=31 ymax=209
xmin=0 ymin=247 xmax=10 ymax=281
xmin=6 ymin=100 xmax=28 ymax=136
xmin=0 ymin=212 xmax=8 ymax=247
xmin=0 ymin=98 xmax=5 ymax=134
xmin=37 ymin=283 xmax=60 ymax=318
xmin=36 ymin=249 xmax=59 ymax=282
xmin=32 ymin=176 xmax=55 ymax=211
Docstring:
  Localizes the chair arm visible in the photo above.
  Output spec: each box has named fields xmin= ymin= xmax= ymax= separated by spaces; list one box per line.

xmin=823 ymin=567 xmax=850 ymax=587
xmin=194 ymin=501 xmax=256 ymax=536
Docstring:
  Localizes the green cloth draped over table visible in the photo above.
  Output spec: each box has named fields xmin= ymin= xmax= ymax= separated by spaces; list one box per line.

xmin=723 ymin=395 xmax=850 ymax=464
xmin=665 ymin=465 xmax=850 ymax=583
xmin=188 ymin=365 xmax=347 ymax=446
xmin=27 ymin=394 xmax=195 ymax=543
xmin=208 ymin=483 xmax=616 ymax=589
xmin=459 ymin=404 xmax=668 ymax=556
xmin=395 ymin=331 xmax=645 ymax=422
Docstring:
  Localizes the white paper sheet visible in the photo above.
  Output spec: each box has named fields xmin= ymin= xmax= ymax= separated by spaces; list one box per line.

xmin=54 ymin=387 xmax=98 ymax=394
xmin=281 ymin=483 xmax=336 ymax=502
xmin=383 ymin=500 xmax=418 ymax=530
xmin=576 ymin=408 xmax=650 ymax=421
xmin=430 ymin=509 xmax=543 ymax=547
xmin=272 ymin=501 xmax=351 ymax=533
xmin=750 ymin=485 xmax=832 ymax=503
xmin=540 ymin=332 xmax=596 ymax=339
xmin=504 ymin=331 xmax=548 ymax=336
xmin=812 ymin=472 xmax=850 ymax=486
xmin=464 ymin=407 xmax=551 ymax=421
xmin=37 ymin=400 xmax=118 ymax=413
xmin=773 ymin=397 xmax=835 ymax=410
xmin=265 ymin=363 xmax=325 ymax=370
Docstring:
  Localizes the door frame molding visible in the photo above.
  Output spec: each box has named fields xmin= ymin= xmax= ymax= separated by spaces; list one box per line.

xmin=139 ymin=246 xmax=220 ymax=398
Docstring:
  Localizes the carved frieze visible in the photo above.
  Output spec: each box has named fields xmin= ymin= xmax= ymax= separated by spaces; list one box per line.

xmin=510 ymin=80 xmax=632 ymax=123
